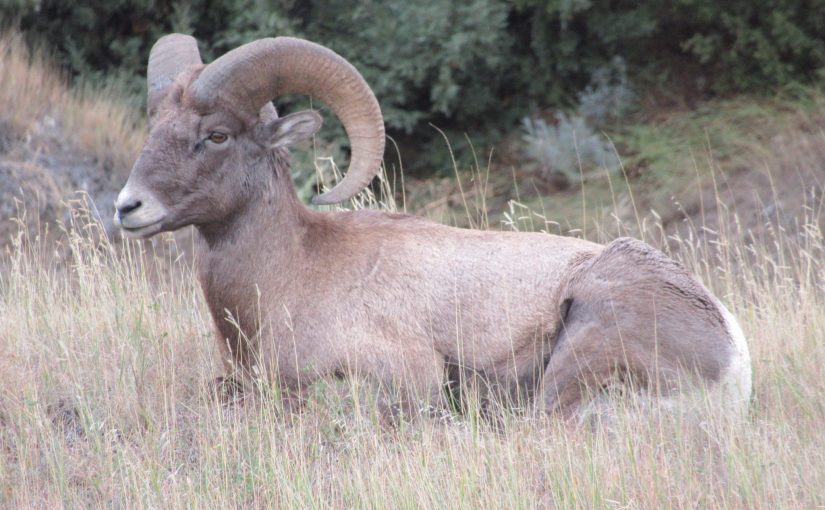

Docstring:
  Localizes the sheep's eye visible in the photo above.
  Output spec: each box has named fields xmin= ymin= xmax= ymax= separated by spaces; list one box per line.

xmin=208 ymin=132 xmax=228 ymax=144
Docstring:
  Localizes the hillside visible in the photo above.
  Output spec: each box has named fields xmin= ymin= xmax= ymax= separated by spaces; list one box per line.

xmin=0 ymin=29 xmax=823 ymax=509
xmin=405 ymin=93 xmax=824 ymax=254
xmin=1 ymin=30 xmax=822 ymax=254
xmin=0 ymin=32 xmax=143 ymax=246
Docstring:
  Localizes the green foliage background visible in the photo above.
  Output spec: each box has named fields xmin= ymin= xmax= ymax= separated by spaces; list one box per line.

xmin=5 ymin=0 xmax=825 ymax=172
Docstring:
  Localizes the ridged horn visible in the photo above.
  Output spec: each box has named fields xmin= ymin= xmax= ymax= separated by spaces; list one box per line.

xmin=147 ymin=34 xmax=202 ymax=119
xmin=191 ymin=37 xmax=385 ymax=205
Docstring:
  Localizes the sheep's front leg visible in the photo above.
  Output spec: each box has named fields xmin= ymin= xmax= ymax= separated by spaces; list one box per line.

xmin=210 ymin=375 xmax=246 ymax=403
xmin=372 ymin=348 xmax=446 ymax=425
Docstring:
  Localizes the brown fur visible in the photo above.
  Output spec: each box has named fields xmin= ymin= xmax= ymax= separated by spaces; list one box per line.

xmin=543 ymin=238 xmax=734 ymax=416
xmin=115 ymin=58 xmax=745 ymax=420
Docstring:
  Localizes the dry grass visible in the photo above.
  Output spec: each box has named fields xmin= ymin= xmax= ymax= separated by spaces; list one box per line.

xmin=0 ymin=31 xmax=145 ymax=173
xmin=0 ymin=31 xmax=144 ymax=247
xmin=0 ymin=33 xmax=65 ymax=136
xmin=0 ymin=172 xmax=822 ymax=508
xmin=0 ymin=28 xmax=823 ymax=510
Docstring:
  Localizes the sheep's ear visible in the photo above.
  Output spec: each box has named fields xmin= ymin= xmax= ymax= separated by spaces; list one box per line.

xmin=263 ymin=110 xmax=322 ymax=148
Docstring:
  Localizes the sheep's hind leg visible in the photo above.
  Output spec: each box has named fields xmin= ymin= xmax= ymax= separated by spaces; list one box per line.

xmin=541 ymin=323 xmax=624 ymax=420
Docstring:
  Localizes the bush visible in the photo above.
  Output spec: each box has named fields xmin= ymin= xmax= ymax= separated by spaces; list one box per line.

xmin=5 ymin=0 xmax=825 ymax=175
xmin=517 ymin=0 xmax=825 ymax=94
xmin=522 ymin=114 xmax=619 ymax=185
xmin=676 ymin=1 xmax=825 ymax=91
xmin=577 ymin=57 xmax=635 ymax=125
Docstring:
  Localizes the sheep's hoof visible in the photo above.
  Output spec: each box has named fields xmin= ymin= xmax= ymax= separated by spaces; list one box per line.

xmin=47 ymin=398 xmax=84 ymax=444
xmin=210 ymin=376 xmax=245 ymax=404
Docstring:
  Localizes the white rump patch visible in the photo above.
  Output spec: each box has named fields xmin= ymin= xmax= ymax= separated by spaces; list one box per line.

xmin=716 ymin=302 xmax=753 ymax=413
xmin=574 ymin=301 xmax=753 ymax=427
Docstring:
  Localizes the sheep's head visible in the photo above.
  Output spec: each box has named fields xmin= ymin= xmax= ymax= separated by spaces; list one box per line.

xmin=115 ymin=35 xmax=385 ymax=238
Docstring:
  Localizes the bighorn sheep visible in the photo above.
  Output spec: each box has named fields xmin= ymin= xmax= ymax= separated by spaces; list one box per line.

xmin=114 ymin=34 xmax=751 ymax=419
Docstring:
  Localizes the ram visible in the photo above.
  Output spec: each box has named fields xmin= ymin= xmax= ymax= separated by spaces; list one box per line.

xmin=115 ymin=35 xmax=751 ymax=419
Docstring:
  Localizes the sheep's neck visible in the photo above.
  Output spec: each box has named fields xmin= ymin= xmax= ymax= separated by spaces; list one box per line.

xmin=193 ymin=165 xmax=315 ymax=362
xmin=196 ymin=186 xmax=306 ymax=253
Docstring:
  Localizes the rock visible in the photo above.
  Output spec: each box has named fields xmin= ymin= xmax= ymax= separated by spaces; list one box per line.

xmin=0 ymin=160 xmax=65 ymax=244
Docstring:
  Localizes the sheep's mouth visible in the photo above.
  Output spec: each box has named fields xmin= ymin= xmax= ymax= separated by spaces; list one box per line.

xmin=119 ymin=219 xmax=164 ymax=239
xmin=113 ymin=194 xmax=169 ymax=239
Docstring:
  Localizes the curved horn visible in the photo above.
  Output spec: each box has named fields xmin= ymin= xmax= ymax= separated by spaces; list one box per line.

xmin=191 ymin=37 xmax=385 ymax=205
xmin=147 ymin=34 xmax=203 ymax=119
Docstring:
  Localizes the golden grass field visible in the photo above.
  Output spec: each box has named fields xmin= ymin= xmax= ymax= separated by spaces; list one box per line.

xmin=1 ymin=31 xmax=824 ymax=509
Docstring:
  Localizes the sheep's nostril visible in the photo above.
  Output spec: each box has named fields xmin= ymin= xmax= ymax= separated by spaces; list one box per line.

xmin=117 ymin=200 xmax=142 ymax=217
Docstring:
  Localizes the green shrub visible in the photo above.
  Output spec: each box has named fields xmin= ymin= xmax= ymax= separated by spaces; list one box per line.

xmin=5 ymin=0 xmax=825 ymax=175
xmin=517 ymin=0 xmax=825 ymax=94
xmin=676 ymin=0 xmax=825 ymax=91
